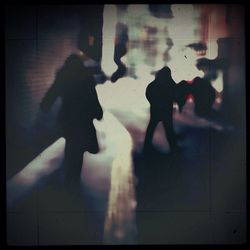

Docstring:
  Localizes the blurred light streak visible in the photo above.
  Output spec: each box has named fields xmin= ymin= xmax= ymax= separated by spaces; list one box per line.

xmin=7 ymin=138 xmax=65 ymax=207
xmin=174 ymin=101 xmax=224 ymax=131
xmin=75 ymin=109 xmax=138 ymax=243
xmin=100 ymin=112 xmax=137 ymax=244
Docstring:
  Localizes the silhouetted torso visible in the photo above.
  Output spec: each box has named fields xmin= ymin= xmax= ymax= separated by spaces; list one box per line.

xmin=191 ymin=77 xmax=216 ymax=117
xmin=175 ymin=80 xmax=190 ymax=112
xmin=146 ymin=68 xmax=175 ymax=115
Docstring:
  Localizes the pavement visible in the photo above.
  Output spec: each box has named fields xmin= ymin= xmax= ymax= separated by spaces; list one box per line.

xmin=6 ymin=77 xmax=246 ymax=245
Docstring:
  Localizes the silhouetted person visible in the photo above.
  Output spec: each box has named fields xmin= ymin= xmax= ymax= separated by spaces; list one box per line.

xmin=175 ymin=80 xmax=190 ymax=112
xmin=111 ymin=22 xmax=128 ymax=83
xmin=143 ymin=66 xmax=178 ymax=154
xmin=40 ymin=54 xmax=103 ymax=187
xmin=191 ymin=77 xmax=216 ymax=117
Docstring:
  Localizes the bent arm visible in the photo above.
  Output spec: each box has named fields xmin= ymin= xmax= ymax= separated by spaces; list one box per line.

xmin=40 ymin=74 xmax=62 ymax=112
xmin=92 ymin=88 xmax=103 ymax=120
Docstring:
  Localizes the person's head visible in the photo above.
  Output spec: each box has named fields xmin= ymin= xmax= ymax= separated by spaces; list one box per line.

xmin=156 ymin=66 xmax=171 ymax=77
xmin=155 ymin=66 xmax=172 ymax=83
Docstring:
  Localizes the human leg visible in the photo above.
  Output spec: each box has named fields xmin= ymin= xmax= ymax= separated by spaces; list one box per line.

xmin=64 ymin=138 xmax=83 ymax=187
xmin=143 ymin=116 xmax=158 ymax=152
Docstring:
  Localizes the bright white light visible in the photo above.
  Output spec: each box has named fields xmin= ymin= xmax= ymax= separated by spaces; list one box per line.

xmin=102 ymin=4 xmax=208 ymax=82
xmin=96 ymin=77 xmax=150 ymax=120
xmin=167 ymin=4 xmax=205 ymax=81
xmin=206 ymin=39 xmax=218 ymax=59
xmin=168 ymin=47 xmax=204 ymax=82
xmin=211 ymin=70 xmax=223 ymax=93
xmin=169 ymin=4 xmax=200 ymax=42
xmin=95 ymin=112 xmax=137 ymax=244
xmin=101 ymin=5 xmax=118 ymax=77
xmin=81 ymin=111 xmax=137 ymax=243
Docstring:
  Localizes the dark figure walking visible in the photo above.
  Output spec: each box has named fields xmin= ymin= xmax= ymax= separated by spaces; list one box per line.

xmin=191 ymin=77 xmax=216 ymax=117
xmin=40 ymin=54 xmax=103 ymax=187
xmin=143 ymin=66 xmax=177 ymax=154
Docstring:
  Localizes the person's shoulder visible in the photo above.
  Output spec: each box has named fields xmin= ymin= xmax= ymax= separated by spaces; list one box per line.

xmin=146 ymin=80 xmax=154 ymax=89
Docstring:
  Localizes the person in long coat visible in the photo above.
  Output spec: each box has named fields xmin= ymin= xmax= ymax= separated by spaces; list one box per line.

xmin=40 ymin=54 xmax=103 ymax=185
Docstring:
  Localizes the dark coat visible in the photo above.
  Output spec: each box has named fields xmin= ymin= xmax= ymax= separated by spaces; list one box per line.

xmin=40 ymin=54 xmax=103 ymax=153
xmin=175 ymin=80 xmax=190 ymax=112
xmin=191 ymin=77 xmax=216 ymax=116
xmin=146 ymin=67 xmax=176 ymax=119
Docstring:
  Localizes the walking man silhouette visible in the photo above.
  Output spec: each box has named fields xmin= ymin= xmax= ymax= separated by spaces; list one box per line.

xmin=144 ymin=66 xmax=178 ymax=154
xmin=40 ymin=54 xmax=103 ymax=187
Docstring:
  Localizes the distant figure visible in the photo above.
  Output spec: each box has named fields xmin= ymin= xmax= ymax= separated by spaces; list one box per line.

xmin=144 ymin=66 xmax=178 ymax=154
xmin=40 ymin=54 xmax=103 ymax=186
xmin=111 ymin=22 xmax=129 ymax=83
xmin=191 ymin=77 xmax=216 ymax=117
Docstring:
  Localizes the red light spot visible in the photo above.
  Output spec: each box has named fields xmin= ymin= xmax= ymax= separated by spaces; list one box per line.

xmin=185 ymin=94 xmax=194 ymax=102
